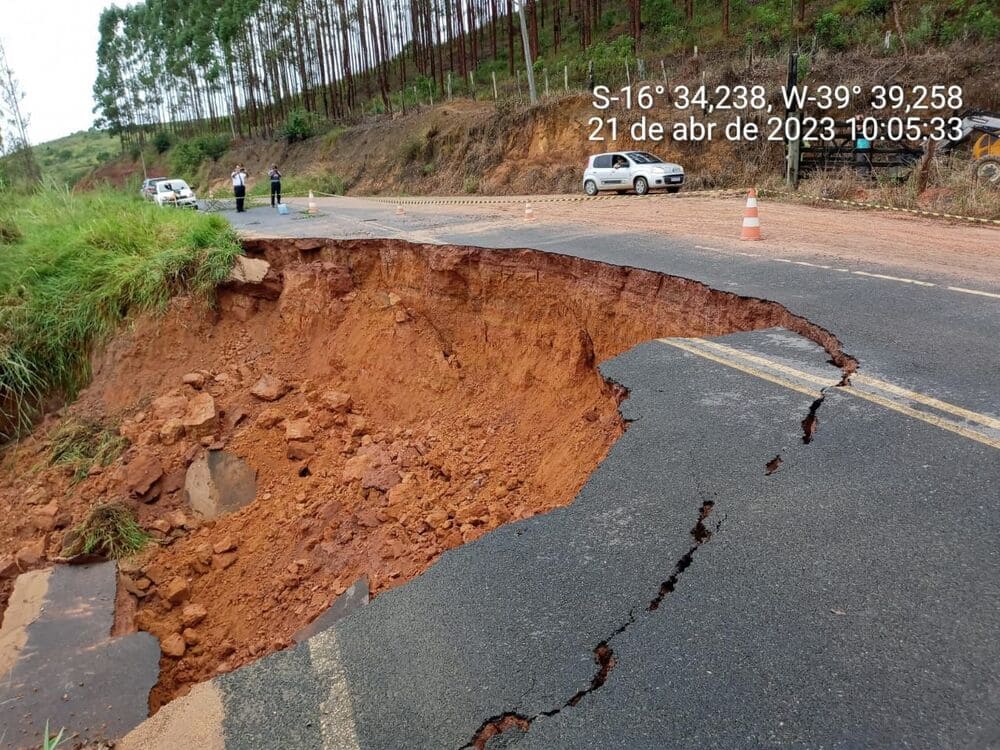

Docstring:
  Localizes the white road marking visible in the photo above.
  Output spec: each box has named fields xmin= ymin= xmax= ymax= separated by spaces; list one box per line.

xmin=851 ymin=270 xmax=935 ymax=286
xmin=947 ymin=286 xmax=1000 ymax=299
xmin=311 ymin=631 xmax=363 ymax=750
xmin=692 ymin=245 xmax=1000 ymax=298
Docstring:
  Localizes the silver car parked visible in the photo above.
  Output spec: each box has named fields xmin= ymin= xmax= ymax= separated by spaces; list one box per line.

xmin=582 ymin=151 xmax=684 ymax=196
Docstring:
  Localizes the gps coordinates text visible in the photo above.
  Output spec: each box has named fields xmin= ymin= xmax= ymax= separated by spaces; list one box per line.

xmin=588 ymin=84 xmax=965 ymax=143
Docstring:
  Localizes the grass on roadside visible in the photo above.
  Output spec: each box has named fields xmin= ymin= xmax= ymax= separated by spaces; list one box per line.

xmin=49 ymin=417 xmax=129 ymax=482
xmin=0 ymin=187 xmax=243 ymax=440
xmin=62 ymin=501 xmax=150 ymax=560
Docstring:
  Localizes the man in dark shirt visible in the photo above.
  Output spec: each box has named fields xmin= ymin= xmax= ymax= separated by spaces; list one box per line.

xmin=269 ymin=165 xmax=282 ymax=207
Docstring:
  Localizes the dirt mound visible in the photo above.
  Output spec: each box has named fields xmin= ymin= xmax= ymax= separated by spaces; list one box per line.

xmin=0 ymin=239 xmax=851 ymax=715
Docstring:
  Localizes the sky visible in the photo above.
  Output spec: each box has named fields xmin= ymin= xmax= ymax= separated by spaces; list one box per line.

xmin=1 ymin=0 xmax=132 ymax=144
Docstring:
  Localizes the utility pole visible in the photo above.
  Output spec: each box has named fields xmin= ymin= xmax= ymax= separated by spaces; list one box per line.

xmin=784 ymin=51 xmax=801 ymax=189
xmin=517 ymin=1 xmax=538 ymax=105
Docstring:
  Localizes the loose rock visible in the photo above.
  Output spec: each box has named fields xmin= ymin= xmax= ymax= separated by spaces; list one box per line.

xmin=287 ymin=441 xmax=316 ymax=461
xmin=213 ymin=537 xmax=237 ymax=554
xmin=161 ymin=633 xmax=187 ymax=658
xmin=151 ymin=393 xmax=189 ymax=421
xmin=250 ymin=375 xmax=290 ymax=402
xmin=163 ymin=577 xmax=190 ymax=605
xmin=181 ymin=603 xmax=208 ymax=628
xmin=320 ymin=391 xmax=353 ymax=413
xmin=159 ymin=418 xmax=185 ymax=445
xmin=182 ymin=393 xmax=218 ymax=438
xmin=257 ymin=408 xmax=285 ymax=428
xmin=284 ymin=418 xmax=314 ymax=442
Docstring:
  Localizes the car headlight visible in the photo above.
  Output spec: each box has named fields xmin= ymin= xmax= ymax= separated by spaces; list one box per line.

xmin=671 ymin=166 xmax=683 ymax=174
xmin=651 ymin=167 xmax=665 ymax=174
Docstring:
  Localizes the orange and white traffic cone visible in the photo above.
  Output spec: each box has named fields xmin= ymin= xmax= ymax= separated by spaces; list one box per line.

xmin=740 ymin=188 xmax=762 ymax=241
xmin=308 ymin=191 xmax=317 ymax=215
xmin=524 ymin=203 xmax=535 ymax=222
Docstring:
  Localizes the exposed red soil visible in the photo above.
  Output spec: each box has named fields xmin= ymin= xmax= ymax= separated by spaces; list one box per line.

xmin=0 ymin=238 xmax=851 ymax=715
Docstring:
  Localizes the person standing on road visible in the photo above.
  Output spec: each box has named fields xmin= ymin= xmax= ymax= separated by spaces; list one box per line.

xmin=232 ymin=164 xmax=248 ymax=212
xmin=268 ymin=164 xmax=282 ymax=207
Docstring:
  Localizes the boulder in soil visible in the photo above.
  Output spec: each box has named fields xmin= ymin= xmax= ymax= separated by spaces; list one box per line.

xmin=181 ymin=603 xmax=208 ymax=628
xmin=224 ymin=256 xmax=283 ymax=299
xmin=250 ymin=375 xmax=290 ymax=402
xmin=163 ymin=577 xmax=190 ymax=605
xmin=184 ymin=450 xmax=257 ymax=520
xmin=284 ymin=418 xmax=313 ymax=441
xmin=151 ymin=393 xmax=189 ymax=421
xmin=320 ymin=390 xmax=353 ymax=413
xmin=182 ymin=392 xmax=218 ymax=438
xmin=125 ymin=454 xmax=163 ymax=499
xmin=287 ymin=440 xmax=316 ymax=460
xmin=159 ymin=418 xmax=185 ymax=445
xmin=160 ymin=633 xmax=187 ymax=658
xmin=181 ymin=372 xmax=206 ymax=389
xmin=362 ymin=464 xmax=402 ymax=492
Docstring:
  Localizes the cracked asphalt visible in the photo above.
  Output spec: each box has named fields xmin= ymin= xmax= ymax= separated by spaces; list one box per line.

xmin=122 ymin=198 xmax=999 ymax=749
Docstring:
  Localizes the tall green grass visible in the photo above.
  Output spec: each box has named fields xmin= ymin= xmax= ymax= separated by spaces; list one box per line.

xmin=0 ymin=188 xmax=242 ymax=440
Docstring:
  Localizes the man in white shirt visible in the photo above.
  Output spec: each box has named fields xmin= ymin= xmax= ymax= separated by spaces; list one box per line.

xmin=232 ymin=164 xmax=247 ymax=212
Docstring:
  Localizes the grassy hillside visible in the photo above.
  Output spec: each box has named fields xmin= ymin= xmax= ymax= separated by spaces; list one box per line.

xmin=33 ymin=130 xmax=121 ymax=188
xmin=0 ymin=190 xmax=242 ymax=439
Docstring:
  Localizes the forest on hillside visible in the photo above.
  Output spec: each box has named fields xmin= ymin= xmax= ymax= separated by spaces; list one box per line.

xmin=93 ymin=0 xmax=999 ymax=147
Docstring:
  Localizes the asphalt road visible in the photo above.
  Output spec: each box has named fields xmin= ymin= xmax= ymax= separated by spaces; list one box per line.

xmin=125 ymin=197 xmax=1000 ymax=749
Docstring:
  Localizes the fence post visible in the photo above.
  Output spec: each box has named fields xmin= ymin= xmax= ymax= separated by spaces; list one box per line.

xmin=517 ymin=69 xmax=522 ymax=99
xmin=693 ymin=45 xmax=698 ymax=58
xmin=564 ymin=65 xmax=569 ymax=91
xmin=544 ymin=68 xmax=550 ymax=97
xmin=428 ymin=80 xmax=434 ymax=107
xmin=492 ymin=71 xmax=498 ymax=99
xmin=660 ymin=59 xmax=668 ymax=84
xmin=413 ymin=85 xmax=418 ymax=107
xmin=469 ymin=70 xmax=475 ymax=99
xmin=447 ymin=71 xmax=452 ymax=100
xmin=625 ymin=59 xmax=631 ymax=87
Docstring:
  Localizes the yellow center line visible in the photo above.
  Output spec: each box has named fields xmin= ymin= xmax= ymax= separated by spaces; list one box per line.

xmin=657 ymin=339 xmax=822 ymax=399
xmin=657 ymin=338 xmax=1000 ymax=451
xmin=852 ymin=375 xmax=1000 ymax=431
xmin=688 ymin=339 xmax=840 ymax=388
xmin=692 ymin=339 xmax=1000 ymax=432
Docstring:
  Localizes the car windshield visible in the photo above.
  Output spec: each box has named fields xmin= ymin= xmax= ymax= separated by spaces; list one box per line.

xmin=627 ymin=152 xmax=663 ymax=164
xmin=161 ymin=181 xmax=188 ymax=191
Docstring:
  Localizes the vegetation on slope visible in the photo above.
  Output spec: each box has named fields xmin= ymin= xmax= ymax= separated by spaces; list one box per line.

xmin=0 ymin=189 xmax=242 ymax=439
xmin=33 ymin=130 xmax=121 ymax=188
xmin=93 ymin=0 xmax=999 ymax=148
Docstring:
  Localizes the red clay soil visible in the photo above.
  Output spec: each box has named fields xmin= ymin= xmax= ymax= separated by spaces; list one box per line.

xmin=0 ymin=238 xmax=853 ymax=714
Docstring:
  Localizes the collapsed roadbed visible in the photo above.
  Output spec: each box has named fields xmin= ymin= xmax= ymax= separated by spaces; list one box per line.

xmin=0 ymin=238 xmax=854 ymax=743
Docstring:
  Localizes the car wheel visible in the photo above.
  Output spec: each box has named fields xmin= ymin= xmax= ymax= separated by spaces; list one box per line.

xmin=666 ymin=187 xmax=681 ymax=194
xmin=634 ymin=177 xmax=649 ymax=195
xmin=584 ymin=180 xmax=598 ymax=196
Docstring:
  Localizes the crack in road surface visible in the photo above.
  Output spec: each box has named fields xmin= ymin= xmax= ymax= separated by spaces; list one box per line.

xmin=463 ymin=500 xmax=721 ymax=749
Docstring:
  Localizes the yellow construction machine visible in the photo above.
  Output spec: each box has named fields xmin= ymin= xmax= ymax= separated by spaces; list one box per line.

xmin=940 ymin=110 xmax=1000 ymax=187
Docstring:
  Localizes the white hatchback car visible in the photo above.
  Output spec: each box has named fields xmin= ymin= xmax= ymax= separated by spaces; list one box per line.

xmin=153 ymin=179 xmax=198 ymax=208
xmin=582 ymin=151 xmax=684 ymax=196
